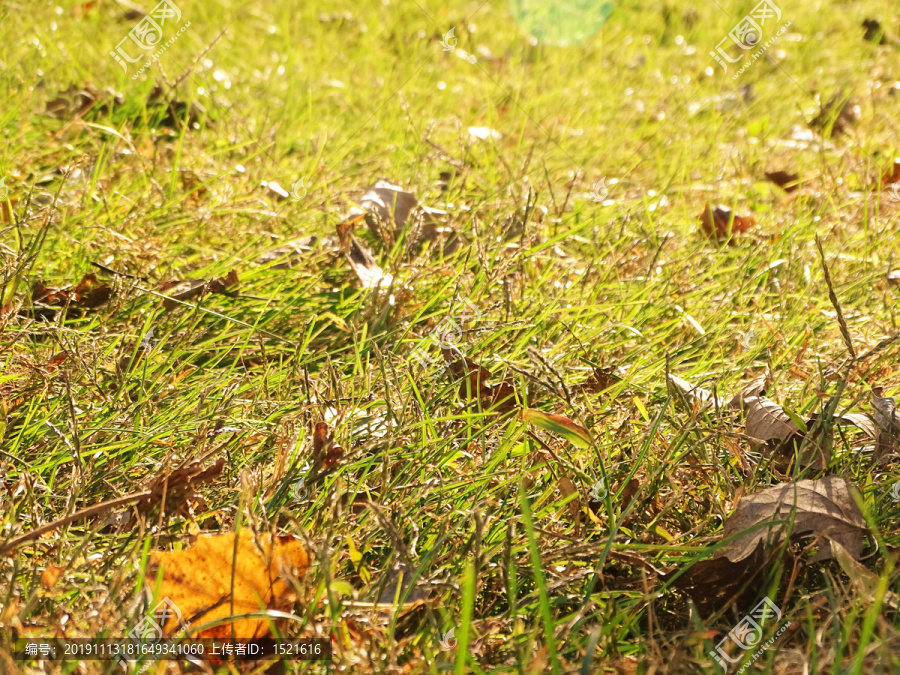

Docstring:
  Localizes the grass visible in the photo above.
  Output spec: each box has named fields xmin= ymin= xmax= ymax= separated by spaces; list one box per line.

xmin=1 ymin=0 xmax=900 ymax=673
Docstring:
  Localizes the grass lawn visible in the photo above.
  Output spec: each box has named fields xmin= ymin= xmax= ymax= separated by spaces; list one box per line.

xmin=2 ymin=0 xmax=900 ymax=673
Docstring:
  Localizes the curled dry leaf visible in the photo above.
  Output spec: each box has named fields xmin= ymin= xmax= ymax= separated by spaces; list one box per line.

xmin=522 ymin=408 xmax=593 ymax=448
xmin=721 ymin=476 xmax=867 ymax=563
xmin=667 ymin=374 xmax=719 ymax=411
xmin=344 ymin=235 xmax=389 ymax=289
xmin=764 ymin=170 xmax=800 ymax=193
xmin=31 ymin=273 xmax=112 ymax=310
xmin=699 ymin=203 xmax=756 ymax=239
xmin=727 ymin=374 xmax=769 ymax=412
xmin=442 ymin=348 xmax=516 ymax=412
xmin=339 ymin=179 xmax=452 ymax=249
xmin=148 ymin=530 xmax=308 ymax=639
xmin=872 ymin=389 xmax=900 ymax=461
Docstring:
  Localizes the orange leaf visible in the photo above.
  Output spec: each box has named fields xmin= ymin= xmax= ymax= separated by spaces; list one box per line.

xmin=699 ymin=203 xmax=756 ymax=239
xmin=148 ymin=531 xmax=308 ymax=639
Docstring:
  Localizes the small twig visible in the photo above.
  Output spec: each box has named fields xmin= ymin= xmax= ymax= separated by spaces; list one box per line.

xmin=173 ymin=28 xmax=228 ymax=90
xmin=0 ymin=491 xmax=153 ymax=554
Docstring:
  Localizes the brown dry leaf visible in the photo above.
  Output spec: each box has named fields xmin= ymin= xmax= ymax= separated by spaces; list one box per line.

xmin=727 ymin=374 xmax=769 ymax=412
xmin=31 ymin=273 xmax=112 ymax=311
xmin=872 ymin=388 xmax=900 ymax=461
xmin=764 ymin=170 xmax=800 ymax=193
xmin=667 ymin=374 xmax=719 ymax=411
xmin=442 ymin=348 xmax=516 ymax=412
xmin=40 ymin=565 xmax=65 ymax=590
xmin=810 ymin=93 xmax=860 ymax=138
xmin=673 ymin=542 xmax=768 ymax=612
xmin=720 ymin=476 xmax=867 ymax=563
xmin=148 ymin=530 xmax=308 ymax=639
xmin=358 ymin=179 xmax=419 ymax=234
xmin=699 ymin=203 xmax=756 ymax=239
xmin=558 ymin=476 xmax=581 ymax=524
xmin=881 ymin=158 xmax=900 ymax=187
xmin=137 ymin=457 xmax=225 ymax=516
xmin=159 ymin=270 xmax=239 ymax=309
xmin=862 ymin=18 xmax=891 ymax=44
xmin=344 ymin=236 xmax=389 ymax=289
xmin=572 ymin=366 xmax=621 ymax=394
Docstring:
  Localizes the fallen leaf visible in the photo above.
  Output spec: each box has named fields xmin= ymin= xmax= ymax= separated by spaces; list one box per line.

xmin=727 ymin=374 xmax=769 ymax=412
xmin=764 ymin=170 xmax=800 ymax=193
xmin=30 ymin=273 xmax=112 ymax=312
xmin=344 ymin=236 xmax=390 ymax=289
xmin=138 ymin=457 xmax=225 ymax=517
xmin=558 ymin=476 xmax=581 ymax=524
xmin=880 ymin=158 xmax=900 ymax=187
xmin=673 ymin=542 xmax=769 ymax=612
xmin=667 ymin=374 xmax=719 ymax=411
xmin=810 ymin=92 xmax=860 ymax=138
xmin=572 ymin=366 xmax=622 ymax=394
xmin=699 ymin=203 xmax=756 ymax=239
xmin=862 ymin=18 xmax=890 ymax=44
xmin=148 ymin=530 xmax=308 ymax=639
xmin=719 ymin=476 xmax=867 ymax=564
xmin=41 ymin=565 xmax=65 ymax=590
xmin=442 ymin=348 xmax=516 ymax=412
xmin=522 ymin=408 xmax=593 ymax=448
xmin=872 ymin=389 xmax=900 ymax=461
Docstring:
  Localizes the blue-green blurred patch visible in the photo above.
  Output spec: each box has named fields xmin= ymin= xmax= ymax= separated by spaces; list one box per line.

xmin=510 ymin=0 xmax=613 ymax=46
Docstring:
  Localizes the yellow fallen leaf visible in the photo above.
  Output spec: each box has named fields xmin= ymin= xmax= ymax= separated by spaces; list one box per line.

xmin=41 ymin=565 xmax=65 ymax=590
xmin=148 ymin=530 xmax=308 ymax=639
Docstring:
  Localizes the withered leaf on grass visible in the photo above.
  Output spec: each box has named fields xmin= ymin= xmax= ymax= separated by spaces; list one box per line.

xmin=344 ymin=235 xmax=390 ymax=289
xmin=880 ymin=158 xmax=900 ymax=188
xmin=764 ymin=170 xmax=800 ymax=193
xmin=137 ymin=457 xmax=225 ymax=517
xmin=872 ymin=389 xmax=900 ymax=460
xmin=148 ymin=530 xmax=308 ymax=639
xmin=673 ymin=541 xmax=769 ymax=612
xmin=340 ymin=179 xmax=451 ymax=247
xmin=721 ymin=476 xmax=867 ymax=563
xmin=158 ymin=270 xmax=239 ymax=309
xmin=667 ymin=374 xmax=719 ymax=411
xmin=699 ymin=203 xmax=756 ymax=239
xmin=31 ymin=273 xmax=113 ymax=310
xmin=442 ymin=347 xmax=516 ymax=412
xmin=809 ymin=93 xmax=860 ymax=138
